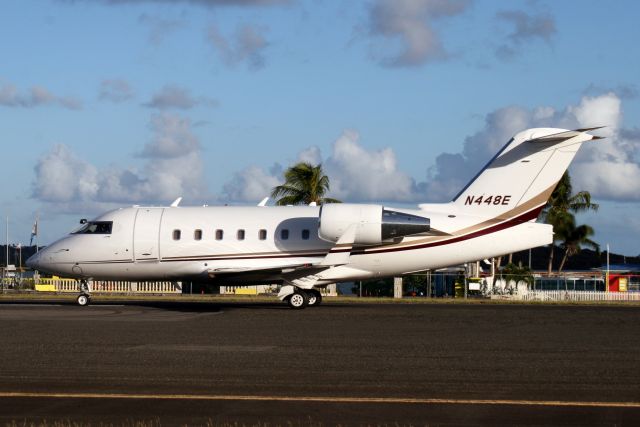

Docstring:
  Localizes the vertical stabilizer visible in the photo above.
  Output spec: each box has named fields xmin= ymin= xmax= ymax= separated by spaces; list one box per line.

xmin=450 ymin=127 xmax=601 ymax=219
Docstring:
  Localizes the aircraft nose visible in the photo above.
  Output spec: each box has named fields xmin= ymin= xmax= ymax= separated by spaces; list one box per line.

xmin=26 ymin=252 xmax=40 ymax=269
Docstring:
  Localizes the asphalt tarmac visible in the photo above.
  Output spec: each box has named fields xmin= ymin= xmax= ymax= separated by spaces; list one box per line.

xmin=0 ymin=299 xmax=639 ymax=426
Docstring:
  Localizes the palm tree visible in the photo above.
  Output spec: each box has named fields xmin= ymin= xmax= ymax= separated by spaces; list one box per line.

xmin=557 ymin=223 xmax=599 ymax=272
xmin=500 ymin=262 xmax=534 ymax=292
xmin=271 ymin=162 xmax=341 ymax=206
xmin=542 ymin=172 xmax=598 ymax=274
xmin=545 ymin=172 xmax=598 ymax=218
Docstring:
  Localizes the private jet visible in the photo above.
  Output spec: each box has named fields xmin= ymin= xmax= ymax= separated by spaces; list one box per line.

xmin=27 ymin=127 xmax=602 ymax=308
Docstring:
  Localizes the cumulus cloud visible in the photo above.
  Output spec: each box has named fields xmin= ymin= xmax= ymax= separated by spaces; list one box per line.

xmin=223 ymin=92 xmax=639 ymax=206
xmin=32 ymin=113 xmax=208 ymax=212
xmin=143 ymin=85 xmax=217 ymax=110
xmin=0 ymin=82 xmax=82 ymax=110
xmin=222 ymin=132 xmax=419 ymax=203
xmin=422 ymin=105 xmax=537 ymax=201
xmin=207 ymin=24 xmax=269 ymax=70
xmin=570 ymin=94 xmax=640 ymax=201
xmin=365 ymin=0 xmax=470 ymax=67
xmin=223 ymin=165 xmax=282 ymax=202
xmin=424 ymin=92 xmax=640 ymax=202
xmin=569 ymin=93 xmax=621 ymax=135
xmin=139 ymin=113 xmax=200 ymax=157
xmin=324 ymin=130 xmax=417 ymax=201
xmin=33 ymin=145 xmax=99 ymax=203
xmin=99 ymin=79 xmax=134 ymax=103
xmin=296 ymin=146 xmax=322 ymax=165
xmin=495 ymin=10 xmax=556 ymax=59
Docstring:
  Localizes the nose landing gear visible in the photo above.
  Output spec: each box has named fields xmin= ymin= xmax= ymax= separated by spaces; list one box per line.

xmin=77 ymin=279 xmax=92 ymax=307
xmin=77 ymin=293 xmax=90 ymax=306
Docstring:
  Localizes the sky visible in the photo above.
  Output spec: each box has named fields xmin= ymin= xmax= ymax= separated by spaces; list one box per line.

xmin=1 ymin=0 xmax=639 ymax=255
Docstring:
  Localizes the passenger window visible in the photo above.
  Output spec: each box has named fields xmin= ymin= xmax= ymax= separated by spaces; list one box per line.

xmin=194 ymin=229 xmax=202 ymax=240
xmin=301 ymin=229 xmax=310 ymax=240
xmin=237 ymin=229 xmax=245 ymax=240
xmin=259 ymin=229 xmax=267 ymax=240
xmin=215 ymin=229 xmax=223 ymax=240
xmin=173 ymin=229 xmax=181 ymax=240
xmin=280 ymin=229 xmax=289 ymax=240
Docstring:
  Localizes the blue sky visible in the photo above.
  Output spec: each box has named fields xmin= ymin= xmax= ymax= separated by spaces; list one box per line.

xmin=1 ymin=0 xmax=639 ymax=255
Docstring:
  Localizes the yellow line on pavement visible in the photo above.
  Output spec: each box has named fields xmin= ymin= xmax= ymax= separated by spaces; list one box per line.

xmin=1 ymin=392 xmax=639 ymax=408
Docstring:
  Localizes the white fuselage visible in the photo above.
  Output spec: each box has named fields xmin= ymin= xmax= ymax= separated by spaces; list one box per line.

xmin=28 ymin=203 xmax=552 ymax=284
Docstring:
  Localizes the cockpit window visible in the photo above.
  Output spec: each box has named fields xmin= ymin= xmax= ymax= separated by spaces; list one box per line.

xmin=72 ymin=221 xmax=113 ymax=235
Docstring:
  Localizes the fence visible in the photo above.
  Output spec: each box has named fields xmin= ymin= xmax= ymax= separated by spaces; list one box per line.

xmin=219 ymin=284 xmax=337 ymax=296
xmin=519 ymin=290 xmax=640 ymax=302
xmin=36 ymin=278 xmax=181 ymax=294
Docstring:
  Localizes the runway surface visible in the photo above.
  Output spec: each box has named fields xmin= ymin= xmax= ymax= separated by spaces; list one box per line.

xmin=0 ymin=299 xmax=639 ymax=426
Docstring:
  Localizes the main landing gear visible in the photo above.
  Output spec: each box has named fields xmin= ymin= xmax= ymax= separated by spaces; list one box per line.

xmin=77 ymin=279 xmax=91 ymax=307
xmin=306 ymin=289 xmax=322 ymax=307
xmin=283 ymin=288 xmax=323 ymax=310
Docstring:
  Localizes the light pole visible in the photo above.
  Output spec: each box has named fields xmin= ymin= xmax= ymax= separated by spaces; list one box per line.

xmin=606 ymin=243 xmax=610 ymax=292
xmin=3 ymin=216 xmax=7 ymax=293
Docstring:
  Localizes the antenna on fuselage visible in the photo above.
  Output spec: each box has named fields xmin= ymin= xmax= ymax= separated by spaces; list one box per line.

xmin=170 ymin=197 xmax=182 ymax=207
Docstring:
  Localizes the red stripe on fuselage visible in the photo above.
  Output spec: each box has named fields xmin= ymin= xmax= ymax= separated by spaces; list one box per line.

xmin=156 ymin=205 xmax=544 ymax=263
xmin=352 ymin=205 xmax=544 ymax=256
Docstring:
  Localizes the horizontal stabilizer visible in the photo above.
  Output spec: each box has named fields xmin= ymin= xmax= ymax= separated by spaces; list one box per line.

xmin=528 ymin=127 xmax=605 ymax=144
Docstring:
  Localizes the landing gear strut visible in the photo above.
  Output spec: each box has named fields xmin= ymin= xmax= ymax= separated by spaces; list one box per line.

xmin=77 ymin=279 xmax=91 ymax=307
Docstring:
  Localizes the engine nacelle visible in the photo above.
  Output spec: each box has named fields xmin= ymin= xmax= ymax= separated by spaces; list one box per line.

xmin=318 ymin=204 xmax=430 ymax=246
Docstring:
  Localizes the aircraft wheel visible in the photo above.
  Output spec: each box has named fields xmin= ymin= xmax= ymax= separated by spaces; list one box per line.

xmin=77 ymin=294 xmax=91 ymax=307
xmin=287 ymin=290 xmax=308 ymax=309
xmin=307 ymin=289 xmax=322 ymax=307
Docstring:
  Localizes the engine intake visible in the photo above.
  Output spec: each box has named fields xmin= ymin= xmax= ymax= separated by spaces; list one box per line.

xmin=319 ymin=204 xmax=430 ymax=246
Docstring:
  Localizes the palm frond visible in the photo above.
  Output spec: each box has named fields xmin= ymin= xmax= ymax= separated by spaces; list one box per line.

xmin=271 ymin=162 xmax=340 ymax=205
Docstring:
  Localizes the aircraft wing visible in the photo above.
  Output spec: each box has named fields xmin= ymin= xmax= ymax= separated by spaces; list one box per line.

xmin=204 ymin=262 xmax=331 ymax=285
xmin=205 ymin=226 xmax=359 ymax=283
xmin=207 ymin=262 xmax=327 ymax=277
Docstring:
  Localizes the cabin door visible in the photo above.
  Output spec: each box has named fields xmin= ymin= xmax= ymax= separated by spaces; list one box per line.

xmin=133 ymin=208 xmax=163 ymax=261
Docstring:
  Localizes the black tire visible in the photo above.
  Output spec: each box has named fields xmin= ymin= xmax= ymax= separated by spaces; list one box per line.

xmin=307 ymin=289 xmax=322 ymax=307
xmin=287 ymin=290 xmax=309 ymax=309
xmin=77 ymin=294 xmax=90 ymax=307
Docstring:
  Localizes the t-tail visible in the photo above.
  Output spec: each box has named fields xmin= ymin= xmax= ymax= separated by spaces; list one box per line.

xmin=450 ymin=127 xmax=603 ymax=220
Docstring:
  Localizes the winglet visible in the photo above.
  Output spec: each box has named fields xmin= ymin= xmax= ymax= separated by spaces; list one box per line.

xmin=575 ymin=126 xmax=606 ymax=132
xmin=257 ymin=197 xmax=269 ymax=207
xmin=170 ymin=197 xmax=182 ymax=207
